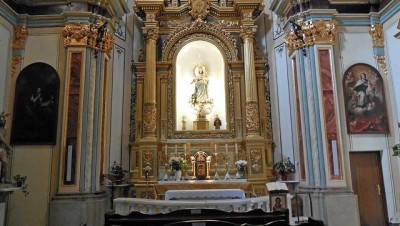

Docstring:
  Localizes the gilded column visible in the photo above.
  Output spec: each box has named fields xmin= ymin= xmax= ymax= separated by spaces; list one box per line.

xmin=233 ymin=72 xmax=243 ymax=138
xmin=142 ymin=13 xmax=159 ymax=139
xmin=160 ymin=71 xmax=169 ymax=140
xmin=240 ymin=25 xmax=260 ymax=136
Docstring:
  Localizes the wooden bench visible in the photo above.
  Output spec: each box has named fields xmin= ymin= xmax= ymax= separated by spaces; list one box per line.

xmin=104 ymin=208 xmax=290 ymax=226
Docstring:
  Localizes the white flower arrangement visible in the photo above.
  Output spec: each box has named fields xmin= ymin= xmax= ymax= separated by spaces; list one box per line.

xmin=235 ymin=160 xmax=248 ymax=168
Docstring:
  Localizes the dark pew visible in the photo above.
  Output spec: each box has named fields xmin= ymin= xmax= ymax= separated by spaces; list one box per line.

xmin=104 ymin=208 xmax=290 ymax=226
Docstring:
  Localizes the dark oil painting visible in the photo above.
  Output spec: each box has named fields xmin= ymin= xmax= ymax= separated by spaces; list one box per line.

xmin=11 ymin=62 xmax=60 ymax=144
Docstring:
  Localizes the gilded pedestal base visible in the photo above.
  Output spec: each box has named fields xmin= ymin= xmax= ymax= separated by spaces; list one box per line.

xmin=193 ymin=118 xmax=209 ymax=130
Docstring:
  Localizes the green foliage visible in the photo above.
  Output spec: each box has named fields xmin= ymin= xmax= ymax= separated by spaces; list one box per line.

xmin=169 ymin=157 xmax=186 ymax=171
xmin=273 ymin=157 xmax=296 ymax=176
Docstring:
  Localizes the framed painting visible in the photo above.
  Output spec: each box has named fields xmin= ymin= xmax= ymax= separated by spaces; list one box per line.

xmin=11 ymin=62 xmax=60 ymax=144
xmin=343 ymin=63 xmax=389 ymax=134
xmin=270 ymin=194 xmax=287 ymax=211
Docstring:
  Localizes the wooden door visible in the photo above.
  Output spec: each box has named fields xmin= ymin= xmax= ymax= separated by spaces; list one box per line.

xmin=350 ymin=152 xmax=387 ymax=226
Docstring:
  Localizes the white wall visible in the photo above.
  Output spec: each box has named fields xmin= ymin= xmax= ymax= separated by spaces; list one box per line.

xmin=0 ymin=23 xmax=11 ymax=112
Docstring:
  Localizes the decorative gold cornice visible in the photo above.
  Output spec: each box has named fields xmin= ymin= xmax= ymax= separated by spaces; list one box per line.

xmin=188 ymin=0 xmax=210 ymax=20
xmin=143 ymin=27 xmax=160 ymax=42
xmin=162 ymin=19 xmax=238 ymax=61
xmin=62 ymin=20 xmax=114 ymax=56
xmin=11 ymin=56 xmax=23 ymax=77
xmin=375 ymin=56 xmax=387 ymax=74
xmin=12 ymin=25 xmax=27 ymax=49
xmin=159 ymin=20 xmax=190 ymax=28
xmin=285 ymin=19 xmax=337 ymax=54
xmin=369 ymin=23 xmax=384 ymax=47
xmin=240 ymin=25 xmax=257 ymax=41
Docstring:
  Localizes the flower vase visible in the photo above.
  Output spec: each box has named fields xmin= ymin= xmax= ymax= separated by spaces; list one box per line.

xmin=236 ymin=167 xmax=245 ymax=179
xmin=174 ymin=170 xmax=182 ymax=181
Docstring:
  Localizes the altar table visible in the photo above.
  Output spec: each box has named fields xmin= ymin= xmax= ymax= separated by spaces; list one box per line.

xmin=153 ymin=180 xmax=254 ymax=199
xmin=165 ymin=189 xmax=246 ymax=200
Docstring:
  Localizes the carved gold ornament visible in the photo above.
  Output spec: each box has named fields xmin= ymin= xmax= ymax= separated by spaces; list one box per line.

xmin=250 ymin=148 xmax=262 ymax=174
xmin=189 ymin=0 xmax=210 ymax=20
xmin=375 ymin=56 xmax=387 ymax=74
xmin=12 ymin=25 xmax=27 ymax=49
xmin=143 ymin=103 xmax=157 ymax=136
xmin=285 ymin=19 xmax=337 ymax=54
xmin=62 ymin=20 xmax=114 ymax=56
xmin=246 ymin=101 xmax=260 ymax=134
xmin=11 ymin=56 xmax=23 ymax=77
xmin=162 ymin=19 xmax=238 ymax=62
xmin=369 ymin=23 xmax=384 ymax=47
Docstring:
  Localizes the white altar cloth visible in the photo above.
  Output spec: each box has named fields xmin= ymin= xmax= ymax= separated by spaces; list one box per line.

xmin=165 ymin=189 xmax=245 ymax=200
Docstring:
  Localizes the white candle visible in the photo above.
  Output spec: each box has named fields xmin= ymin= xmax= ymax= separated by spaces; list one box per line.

xmin=184 ymin=144 xmax=187 ymax=153
xmin=175 ymin=144 xmax=177 ymax=156
xmin=235 ymin=143 xmax=238 ymax=155
xmin=225 ymin=144 xmax=228 ymax=155
xmin=214 ymin=144 xmax=217 ymax=153
xmin=164 ymin=145 xmax=167 ymax=156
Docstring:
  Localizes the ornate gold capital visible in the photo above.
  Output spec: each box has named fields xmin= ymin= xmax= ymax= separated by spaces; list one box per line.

xmin=245 ymin=101 xmax=260 ymax=134
xmin=62 ymin=21 xmax=114 ymax=56
xmin=143 ymin=103 xmax=157 ymax=137
xmin=143 ymin=27 xmax=160 ymax=42
xmin=62 ymin=22 xmax=90 ymax=46
xmin=370 ymin=23 xmax=384 ymax=47
xmin=285 ymin=19 xmax=337 ymax=55
xmin=189 ymin=0 xmax=210 ymax=20
xmin=12 ymin=25 xmax=27 ymax=49
xmin=240 ymin=26 xmax=257 ymax=41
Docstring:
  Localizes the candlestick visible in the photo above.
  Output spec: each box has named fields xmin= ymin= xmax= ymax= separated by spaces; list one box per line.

xmin=235 ymin=143 xmax=238 ymax=155
xmin=175 ymin=145 xmax=177 ymax=156
xmin=225 ymin=144 xmax=228 ymax=155
xmin=214 ymin=143 xmax=217 ymax=153
xmin=184 ymin=144 xmax=187 ymax=154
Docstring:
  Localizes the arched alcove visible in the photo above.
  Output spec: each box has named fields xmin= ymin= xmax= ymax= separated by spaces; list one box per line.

xmin=175 ymin=40 xmax=227 ymax=131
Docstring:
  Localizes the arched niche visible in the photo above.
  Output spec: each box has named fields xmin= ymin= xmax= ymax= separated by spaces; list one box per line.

xmin=175 ymin=40 xmax=227 ymax=131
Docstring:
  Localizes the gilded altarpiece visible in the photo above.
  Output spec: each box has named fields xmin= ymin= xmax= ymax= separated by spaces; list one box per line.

xmin=131 ymin=0 xmax=271 ymax=198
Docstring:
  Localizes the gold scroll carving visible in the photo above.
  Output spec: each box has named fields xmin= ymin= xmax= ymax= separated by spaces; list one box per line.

xmin=143 ymin=103 xmax=157 ymax=137
xmin=375 ymin=56 xmax=388 ymax=74
xmin=143 ymin=27 xmax=160 ymax=42
xmin=246 ymin=101 xmax=260 ymax=134
xmin=11 ymin=56 xmax=23 ymax=77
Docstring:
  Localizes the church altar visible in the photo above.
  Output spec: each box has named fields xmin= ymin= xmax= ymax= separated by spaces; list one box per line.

xmin=165 ymin=189 xmax=246 ymax=200
xmin=152 ymin=180 xmax=254 ymax=200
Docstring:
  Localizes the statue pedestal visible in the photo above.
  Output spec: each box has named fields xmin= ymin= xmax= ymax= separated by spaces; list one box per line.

xmin=193 ymin=118 xmax=209 ymax=130
xmin=0 ymin=184 xmax=21 ymax=226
